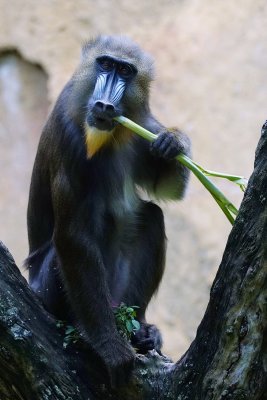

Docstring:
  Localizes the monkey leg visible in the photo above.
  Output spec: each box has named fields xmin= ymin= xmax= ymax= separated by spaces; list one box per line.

xmin=28 ymin=243 xmax=70 ymax=320
xmin=122 ymin=202 xmax=166 ymax=353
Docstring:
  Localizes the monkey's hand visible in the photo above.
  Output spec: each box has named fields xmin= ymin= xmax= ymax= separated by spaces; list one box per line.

xmin=131 ymin=323 xmax=163 ymax=354
xmin=150 ymin=130 xmax=186 ymax=160
xmin=96 ymin=334 xmax=135 ymax=389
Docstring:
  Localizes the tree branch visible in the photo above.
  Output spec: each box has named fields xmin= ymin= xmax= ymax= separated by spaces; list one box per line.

xmin=0 ymin=122 xmax=266 ymax=399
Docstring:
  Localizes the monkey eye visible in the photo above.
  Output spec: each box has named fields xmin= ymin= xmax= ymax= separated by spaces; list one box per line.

xmin=118 ymin=63 xmax=135 ymax=78
xmin=97 ymin=57 xmax=115 ymax=72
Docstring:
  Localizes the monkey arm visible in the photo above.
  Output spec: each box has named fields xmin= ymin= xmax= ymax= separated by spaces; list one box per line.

xmin=27 ymin=133 xmax=55 ymax=254
xmin=51 ymin=169 xmax=121 ymax=343
xmin=134 ymin=116 xmax=191 ymax=200
xmin=51 ymin=169 xmax=135 ymax=387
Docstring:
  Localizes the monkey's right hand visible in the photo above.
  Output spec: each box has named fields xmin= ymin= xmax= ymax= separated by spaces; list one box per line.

xmin=95 ymin=334 xmax=135 ymax=389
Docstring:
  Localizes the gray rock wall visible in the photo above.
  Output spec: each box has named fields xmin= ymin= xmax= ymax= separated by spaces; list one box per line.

xmin=0 ymin=0 xmax=266 ymax=358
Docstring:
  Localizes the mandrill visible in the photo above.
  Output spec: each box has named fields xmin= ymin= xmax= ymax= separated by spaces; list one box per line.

xmin=26 ymin=35 xmax=191 ymax=388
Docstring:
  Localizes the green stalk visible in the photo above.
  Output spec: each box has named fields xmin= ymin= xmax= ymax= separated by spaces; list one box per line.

xmin=192 ymin=162 xmax=248 ymax=192
xmin=115 ymin=115 xmax=239 ymax=225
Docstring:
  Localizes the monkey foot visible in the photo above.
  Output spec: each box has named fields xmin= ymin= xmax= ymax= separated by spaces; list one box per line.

xmin=131 ymin=323 xmax=162 ymax=354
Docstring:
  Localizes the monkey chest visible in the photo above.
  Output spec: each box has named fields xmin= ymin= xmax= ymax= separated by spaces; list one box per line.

xmin=97 ymin=179 xmax=140 ymax=244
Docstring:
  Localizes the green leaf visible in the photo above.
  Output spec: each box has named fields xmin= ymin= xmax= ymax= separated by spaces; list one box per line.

xmin=65 ymin=326 xmax=76 ymax=335
xmin=56 ymin=321 xmax=64 ymax=328
xmin=132 ymin=320 xmax=140 ymax=330
xmin=126 ymin=320 xmax=133 ymax=333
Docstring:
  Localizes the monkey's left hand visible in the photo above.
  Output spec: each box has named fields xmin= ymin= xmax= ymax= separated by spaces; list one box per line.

xmin=131 ymin=323 xmax=162 ymax=354
xmin=150 ymin=131 xmax=185 ymax=160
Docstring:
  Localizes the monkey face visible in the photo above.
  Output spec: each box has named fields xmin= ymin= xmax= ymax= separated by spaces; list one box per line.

xmin=86 ymin=56 xmax=137 ymax=132
xmin=75 ymin=35 xmax=154 ymax=157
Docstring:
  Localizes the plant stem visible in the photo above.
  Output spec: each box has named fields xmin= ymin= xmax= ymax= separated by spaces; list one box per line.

xmin=115 ymin=115 xmax=239 ymax=224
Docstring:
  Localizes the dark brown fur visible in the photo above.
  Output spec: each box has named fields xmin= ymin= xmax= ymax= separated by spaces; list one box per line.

xmin=26 ymin=35 xmax=191 ymax=388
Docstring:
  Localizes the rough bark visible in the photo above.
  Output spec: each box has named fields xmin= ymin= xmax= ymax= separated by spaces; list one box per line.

xmin=170 ymin=121 xmax=267 ymax=399
xmin=0 ymin=122 xmax=267 ymax=400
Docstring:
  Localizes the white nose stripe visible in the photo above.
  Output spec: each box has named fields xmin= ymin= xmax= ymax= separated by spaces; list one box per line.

xmin=92 ymin=73 xmax=126 ymax=106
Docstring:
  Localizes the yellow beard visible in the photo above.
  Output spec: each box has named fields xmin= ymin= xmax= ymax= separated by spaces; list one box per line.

xmin=84 ymin=123 xmax=133 ymax=159
xmin=84 ymin=125 xmax=113 ymax=158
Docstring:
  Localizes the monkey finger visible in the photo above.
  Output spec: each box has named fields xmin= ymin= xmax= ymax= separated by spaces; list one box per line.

xmin=162 ymin=136 xmax=184 ymax=159
xmin=155 ymin=132 xmax=168 ymax=145
xmin=150 ymin=133 xmax=171 ymax=156
xmin=161 ymin=144 xmax=179 ymax=160
xmin=158 ymin=133 xmax=172 ymax=149
xmin=159 ymin=136 xmax=173 ymax=153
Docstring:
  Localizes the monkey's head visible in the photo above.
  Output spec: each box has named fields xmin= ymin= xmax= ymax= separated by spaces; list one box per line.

xmin=70 ymin=35 xmax=154 ymax=157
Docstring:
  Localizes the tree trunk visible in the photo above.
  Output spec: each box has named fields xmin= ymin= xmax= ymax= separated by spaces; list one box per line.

xmin=0 ymin=122 xmax=267 ymax=400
